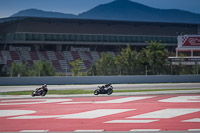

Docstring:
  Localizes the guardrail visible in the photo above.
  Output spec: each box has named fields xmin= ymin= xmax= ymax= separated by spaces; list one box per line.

xmin=0 ymin=75 xmax=200 ymax=85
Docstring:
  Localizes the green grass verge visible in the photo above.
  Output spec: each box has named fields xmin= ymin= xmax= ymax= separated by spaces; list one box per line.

xmin=0 ymin=88 xmax=200 ymax=95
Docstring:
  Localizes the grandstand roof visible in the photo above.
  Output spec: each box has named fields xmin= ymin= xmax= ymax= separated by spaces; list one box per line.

xmin=0 ymin=16 xmax=199 ymax=25
xmin=0 ymin=17 xmax=198 ymax=36
xmin=0 ymin=17 xmax=199 ymax=46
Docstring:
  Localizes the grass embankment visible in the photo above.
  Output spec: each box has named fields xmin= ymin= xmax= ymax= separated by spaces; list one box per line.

xmin=0 ymin=88 xmax=200 ymax=95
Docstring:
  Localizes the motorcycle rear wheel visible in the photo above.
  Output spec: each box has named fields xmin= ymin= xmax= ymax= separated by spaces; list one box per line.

xmin=31 ymin=92 xmax=35 ymax=97
xmin=94 ymin=90 xmax=99 ymax=95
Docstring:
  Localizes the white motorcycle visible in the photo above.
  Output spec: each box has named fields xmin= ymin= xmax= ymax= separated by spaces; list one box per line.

xmin=32 ymin=88 xmax=48 ymax=97
xmin=94 ymin=83 xmax=113 ymax=95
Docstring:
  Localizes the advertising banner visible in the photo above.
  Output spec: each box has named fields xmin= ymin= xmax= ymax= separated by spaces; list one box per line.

xmin=178 ymin=35 xmax=200 ymax=47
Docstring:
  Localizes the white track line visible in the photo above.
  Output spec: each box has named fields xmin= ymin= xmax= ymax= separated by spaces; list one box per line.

xmin=183 ymin=118 xmax=200 ymax=122
xmin=188 ymin=129 xmax=200 ymax=131
xmin=59 ymin=96 xmax=155 ymax=104
xmin=10 ymin=115 xmax=61 ymax=119
xmin=59 ymin=109 xmax=134 ymax=119
xmin=0 ymin=99 xmax=72 ymax=105
xmin=130 ymin=129 xmax=160 ymax=131
xmin=159 ymin=96 xmax=200 ymax=103
xmin=74 ymin=130 xmax=104 ymax=132
xmin=10 ymin=109 xmax=134 ymax=119
xmin=20 ymin=130 xmax=48 ymax=132
xmin=96 ymin=96 xmax=155 ymax=103
xmin=0 ymin=110 xmax=35 ymax=117
xmin=128 ymin=108 xmax=200 ymax=118
xmin=105 ymin=120 xmax=158 ymax=123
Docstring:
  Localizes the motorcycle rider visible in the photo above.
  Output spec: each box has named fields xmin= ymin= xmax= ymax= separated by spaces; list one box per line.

xmin=105 ymin=83 xmax=112 ymax=87
xmin=94 ymin=83 xmax=113 ymax=95
xmin=100 ymin=83 xmax=112 ymax=91
xmin=38 ymin=84 xmax=48 ymax=94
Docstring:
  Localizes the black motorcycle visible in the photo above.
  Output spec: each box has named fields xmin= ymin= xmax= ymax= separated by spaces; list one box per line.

xmin=32 ymin=88 xmax=48 ymax=97
xmin=94 ymin=85 xmax=113 ymax=95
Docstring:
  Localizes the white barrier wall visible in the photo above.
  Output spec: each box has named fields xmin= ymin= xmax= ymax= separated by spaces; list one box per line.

xmin=0 ymin=75 xmax=200 ymax=85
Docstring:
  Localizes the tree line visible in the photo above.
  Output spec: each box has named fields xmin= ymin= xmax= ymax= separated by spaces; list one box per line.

xmin=8 ymin=61 xmax=55 ymax=77
xmin=86 ymin=41 xmax=168 ymax=76
xmin=0 ymin=41 xmax=199 ymax=77
xmin=86 ymin=41 xmax=199 ymax=76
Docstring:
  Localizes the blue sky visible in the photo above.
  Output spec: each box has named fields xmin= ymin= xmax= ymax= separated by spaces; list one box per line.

xmin=0 ymin=0 xmax=200 ymax=18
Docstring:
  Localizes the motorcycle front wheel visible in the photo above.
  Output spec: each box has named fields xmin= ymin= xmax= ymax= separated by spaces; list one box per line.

xmin=41 ymin=91 xmax=47 ymax=96
xmin=107 ymin=89 xmax=113 ymax=95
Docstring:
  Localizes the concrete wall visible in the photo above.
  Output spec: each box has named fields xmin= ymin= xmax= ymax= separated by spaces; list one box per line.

xmin=0 ymin=75 xmax=200 ymax=85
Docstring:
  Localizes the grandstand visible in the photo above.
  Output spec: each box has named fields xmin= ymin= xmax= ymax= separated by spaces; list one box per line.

xmin=0 ymin=17 xmax=199 ymax=74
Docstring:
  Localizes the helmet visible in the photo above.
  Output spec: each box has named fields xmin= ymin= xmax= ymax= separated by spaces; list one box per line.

xmin=106 ymin=83 xmax=111 ymax=86
xmin=43 ymin=84 xmax=47 ymax=87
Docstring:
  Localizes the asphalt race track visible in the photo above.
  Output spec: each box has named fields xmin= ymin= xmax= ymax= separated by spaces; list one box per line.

xmin=0 ymin=94 xmax=200 ymax=132
xmin=1 ymin=83 xmax=200 ymax=93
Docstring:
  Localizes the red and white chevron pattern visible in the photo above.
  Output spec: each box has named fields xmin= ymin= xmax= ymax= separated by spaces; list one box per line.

xmin=0 ymin=94 xmax=200 ymax=132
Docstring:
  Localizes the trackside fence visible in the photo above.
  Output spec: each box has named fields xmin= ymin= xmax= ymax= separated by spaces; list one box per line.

xmin=0 ymin=75 xmax=200 ymax=85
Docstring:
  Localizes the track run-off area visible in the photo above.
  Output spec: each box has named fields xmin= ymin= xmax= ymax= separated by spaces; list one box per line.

xmin=0 ymin=94 xmax=200 ymax=132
